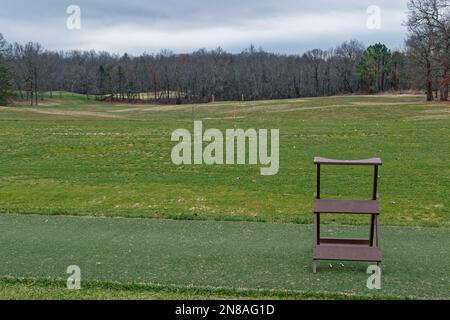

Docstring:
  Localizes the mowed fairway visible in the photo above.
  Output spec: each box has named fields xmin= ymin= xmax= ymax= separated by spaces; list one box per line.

xmin=0 ymin=94 xmax=449 ymax=299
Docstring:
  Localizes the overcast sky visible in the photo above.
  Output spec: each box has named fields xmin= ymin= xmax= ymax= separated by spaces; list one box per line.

xmin=0 ymin=0 xmax=409 ymax=55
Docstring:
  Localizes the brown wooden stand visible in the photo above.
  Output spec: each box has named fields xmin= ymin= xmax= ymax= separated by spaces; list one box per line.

xmin=312 ymin=157 xmax=382 ymax=273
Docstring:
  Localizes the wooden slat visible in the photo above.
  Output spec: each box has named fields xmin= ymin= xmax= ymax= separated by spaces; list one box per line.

xmin=314 ymin=244 xmax=381 ymax=262
xmin=314 ymin=199 xmax=379 ymax=214
xmin=314 ymin=157 xmax=382 ymax=166
xmin=319 ymin=238 xmax=371 ymax=246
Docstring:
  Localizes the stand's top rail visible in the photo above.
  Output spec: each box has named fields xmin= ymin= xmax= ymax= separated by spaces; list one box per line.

xmin=314 ymin=157 xmax=382 ymax=166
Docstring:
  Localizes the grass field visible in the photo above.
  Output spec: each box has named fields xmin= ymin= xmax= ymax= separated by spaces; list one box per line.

xmin=0 ymin=94 xmax=449 ymax=299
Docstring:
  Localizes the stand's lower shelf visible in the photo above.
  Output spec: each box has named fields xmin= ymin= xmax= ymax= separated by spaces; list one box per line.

xmin=313 ymin=238 xmax=381 ymax=262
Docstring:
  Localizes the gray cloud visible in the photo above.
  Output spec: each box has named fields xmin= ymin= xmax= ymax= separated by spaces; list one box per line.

xmin=0 ymin=0 xmax=409 ymax=54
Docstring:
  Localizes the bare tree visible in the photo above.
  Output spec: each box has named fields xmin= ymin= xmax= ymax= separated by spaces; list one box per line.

xmin=406 ymin=0 xmax=450 ymax=100
xmin=335 ymin=40 xmax=364 ymax=93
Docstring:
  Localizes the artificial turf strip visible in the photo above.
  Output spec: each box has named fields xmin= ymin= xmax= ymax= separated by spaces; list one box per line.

xmin=0 ymin=214 xmax=448 ymax=299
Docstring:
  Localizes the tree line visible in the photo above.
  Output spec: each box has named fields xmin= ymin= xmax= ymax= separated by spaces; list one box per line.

xmin=0 ymin=39 xmax=414 ymax=105
xmin=0 ymin=0 xmax=448 ymax=106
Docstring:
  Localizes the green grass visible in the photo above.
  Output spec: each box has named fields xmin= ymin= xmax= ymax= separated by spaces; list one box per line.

xmin=0 ymin=214 xmax=449 ymax=299
xmin=0 ymin=94 xmax=449 ymax=227
xmin=0 ymin=94 xmax=449 ymax=300
xmin=0 ymin=277 xmax=403 ymax=300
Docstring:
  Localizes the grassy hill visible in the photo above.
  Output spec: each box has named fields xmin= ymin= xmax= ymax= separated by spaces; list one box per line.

xmin=1 ymin=94 xmax=448 ymax=226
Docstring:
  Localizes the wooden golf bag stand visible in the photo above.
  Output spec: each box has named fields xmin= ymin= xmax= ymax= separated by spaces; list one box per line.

xmin=312 ymin=157 xmax=382 ymax=273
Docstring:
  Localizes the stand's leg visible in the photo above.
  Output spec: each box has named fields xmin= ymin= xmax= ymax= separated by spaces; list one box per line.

xmin=369 ymin=214 xmax=375 ymax=246
xmin=317 ymin=213 xmax=320 ymax=244
xmin=377 ymin=262 xmax=382 ymax=275
xmin=313 ymin=213 xmax=319 ymax=273
xmin=376 ymin=215 xmax=382 ymax=275
xmin=375 ymin=215 xmax=381 ymax=247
